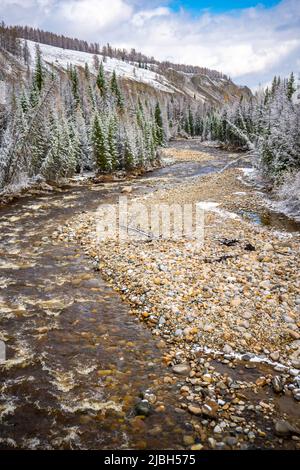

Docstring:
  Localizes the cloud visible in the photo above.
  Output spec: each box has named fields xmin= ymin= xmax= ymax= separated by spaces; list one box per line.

xmin=56 ymin=0 xmax=132 ymax=34
xmin=132 ymin=7 xmax=170 ymax=27
xmin=0 ymin=0 xmax=299 ymax=88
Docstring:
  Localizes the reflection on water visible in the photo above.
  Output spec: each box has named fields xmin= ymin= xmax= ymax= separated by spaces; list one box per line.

xmin=239 ymin=209 xmax=300 ymax=233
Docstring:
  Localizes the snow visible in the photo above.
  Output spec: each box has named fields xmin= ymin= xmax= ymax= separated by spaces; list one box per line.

xmin=196 ymin=201 xmax=239 ymax=219
xmin=24 ymin=40 xmax=176 ymax=94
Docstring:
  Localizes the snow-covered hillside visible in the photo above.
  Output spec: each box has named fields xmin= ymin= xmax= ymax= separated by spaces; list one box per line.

xmin=25 ymin=40 xmax=176 ymax=94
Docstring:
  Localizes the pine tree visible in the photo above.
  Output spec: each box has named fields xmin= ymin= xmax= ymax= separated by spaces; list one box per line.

xmin=70 ymin=66 xmax=80 ymax=107
xmin=34 ymin=44 xmax=44 ymax=92
xmin=108 ymin=114 xmax=119 ymax=170
xmin=41 ymin=115 xmax=61 ymax=181
xmin=287 ymin=72 xmax=296 ymax=101
xmin=20 ymin=90 xmax=29 ymax=114
xmin=91 ymin=113 xmax=111 ymax=172
xmin=124 ymin=133 xmax=135 ymax=170
xmin=84 ymin=62 xmax=90 ymax=80
xmin=188 ymin=107 xmax=194 ymax=137
xmin=154 ymin=102 xmax=164 ymax=146
xmin=61 ymin=118 xmax=77 ymax=176
xmin=96 ymin=62 xmax=107 ymax=97
xmin=110 ymin=70 xmax=124 ymax=110
xmin=74 ymin=110 xmax=91 ymax=171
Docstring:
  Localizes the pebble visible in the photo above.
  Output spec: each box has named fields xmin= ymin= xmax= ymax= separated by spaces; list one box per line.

xmin=208 ymin=437 xmax=216 ymax=449
xmin=172 ymin=363 xmax=191 ymax=375
xmin=272 ymin=376 xmax=284 ymax=393
xmin=223 ymin=344 xmax=233 ymax=354
xmin=213 ymin=425 xmax=222 ymax=434
xmin=188 ymin=405 xmax=202 ymax=416
xmin=190 ymin=444 xmax=203 ymax=451
xmin=275 ymin=420 xmax=300 ymax=437
xmin=225 ymin=436 xmax=237 ymax=447
xmin=270 ymin=351 xmax=280 ymax=361
xmin=135 ymin=400 xmax=152 ymax=417
xmin=183 ymin=435 xmax=195 ymax=446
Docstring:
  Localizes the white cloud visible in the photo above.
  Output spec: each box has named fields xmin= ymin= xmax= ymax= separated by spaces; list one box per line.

xmin=57 ymin=0 xmax=132 ymax=34
xmin=0 ymin=0 xmax=299 ymax=88
xmin=132 ymin=7 xmax=170 ymax=27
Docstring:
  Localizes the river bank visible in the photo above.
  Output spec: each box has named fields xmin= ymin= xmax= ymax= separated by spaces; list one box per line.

xmin=1 ymin=140 xmax=299 ymax=450
xmin=58 ymin=142 xmax=300 ymax=449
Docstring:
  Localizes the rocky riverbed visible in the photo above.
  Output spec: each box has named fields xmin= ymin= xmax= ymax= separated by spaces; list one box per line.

xmin=56 ymin=143 xmax=300 ymax=449
xmin=1 ymin=141 xmax=300 ymax=450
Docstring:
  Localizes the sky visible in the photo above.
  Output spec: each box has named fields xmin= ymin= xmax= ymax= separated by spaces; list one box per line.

xmin=0 ymin=0 xmax=299 ymax=89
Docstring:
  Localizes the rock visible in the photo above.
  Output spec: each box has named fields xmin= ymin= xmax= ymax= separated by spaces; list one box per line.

xmin=231 ymin=297 xmax=241 ymax=307
xmin=135 ymin=400 xmax=152 ymax=416
xmin=223 ymin=344 xmax=233 ymax=354
xmin=208 ymin=437 xmax=216 ymax=449
xmin=183 ymin=435 xmax=195 ymax=446
xmin=202 ymin=373 xmax=213 ymax=383
xmin=143 ymin=392 xmax=157 ymax=404
xmin=255 ymin=377 xmax=267 ymax=387
xmin=293 ymin=390 xmax=300 ymax=401
xmin=264 ymin=243 xmax=273 ymax=251
xmin=188 ymin=405 xmax=202 ymax=416
xmin=289 ymin=368 xmax=300 ymax=377
xmin=225 ymin=436 xmax=237 ymax=447
xmin=172 ymin=363 xmax=191 ymax=375
xmin=215 ymin=442 xmax=226 ymax=450
xmin=240 ymin=320 xmax=250 ymax=329
xmin=275 ymin=420 xmax=300 ymax=437
xmin=201 ymin=399 xmax=218 ymax=419
xmin=270 ymin=351 xmax=280 ymax=361
xmin=244 ymin=243 xmax=255 ymax=251
xmin=213 ymin=425 xmax=222 ymax=434
xmin=191 ymin=444 xmax=203 ymax=451
xmin=283 ymin=315 xmax=295 ymax=324
xmin=174 ymin=329 xmax=183 ymax=337
xmin=260 ymin=280 xmax=271 ymax=289
xmin=272 ymin=376 xmax=284 ymax=393
xmin=292 ymin=359 xmax=300 ymax=369
xmin=163 ymin=376 xmax=173 ymax=384
xmin=242 ymin=312 xmax=252 ymax=320
xmin=121 ymin=186 xmax=133 ymax=193
xmin=286 ymin=329 xmax=300 ymax=340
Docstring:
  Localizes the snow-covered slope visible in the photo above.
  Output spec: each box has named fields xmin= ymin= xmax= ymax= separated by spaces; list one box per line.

xmin=25 ymin=40 xmax=176 ymax=94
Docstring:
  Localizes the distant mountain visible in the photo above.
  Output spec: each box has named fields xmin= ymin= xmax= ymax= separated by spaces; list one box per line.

xmin=21 ymin=39 xmax=251 ymax=107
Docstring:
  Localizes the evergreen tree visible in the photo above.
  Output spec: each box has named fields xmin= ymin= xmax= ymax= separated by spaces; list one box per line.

xmin=91 ymin=113 xmax=111 ymax=172
xmin=96 ymin=62 xmax=107 ymax=97
xmin=108 ymin=114 xmax=119 ymax=170
xmin=110 ymin=70 xmax=124 ymax=110
xmin=188 ymin=107 xmax=194 ymax=137
xmin=124 ymin=133 xmax=135 ymax=170
xmin=154 ymin=102 xmax=164 ymax=146
xmin=70 ymin=66 xmax=80 ymax=107
xmin=33 ymin=44 xmax=44 ymax=92
xmin=287 ymin=72 xmax=296 ymax=101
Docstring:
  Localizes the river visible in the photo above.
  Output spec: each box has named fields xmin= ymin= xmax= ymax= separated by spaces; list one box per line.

xmin=0 ymin=141 xmax=299 ymax=449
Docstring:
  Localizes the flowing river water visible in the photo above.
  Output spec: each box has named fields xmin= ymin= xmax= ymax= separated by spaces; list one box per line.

xmin=0 ymin=141 xmax=299 ymax=449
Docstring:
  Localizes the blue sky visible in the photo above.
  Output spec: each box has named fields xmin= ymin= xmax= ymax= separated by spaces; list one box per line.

xmin=170 ymin=0 xmax=281 ymax=13
xmin=0 ymin=0 xmax=299 ymax=89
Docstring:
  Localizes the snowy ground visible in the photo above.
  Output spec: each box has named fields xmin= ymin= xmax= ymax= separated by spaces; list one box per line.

xmin=25 ymin=40 xmax=177 ymax=94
